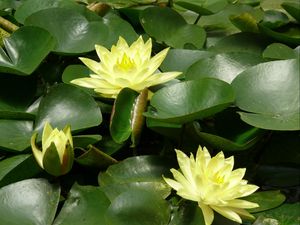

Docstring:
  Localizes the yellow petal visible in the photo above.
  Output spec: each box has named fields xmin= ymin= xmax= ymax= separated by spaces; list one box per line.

xmin=71 ymin=77 xmax=114 ymax=89
xmin=198 ymin=202 xmax=214 ymax=225
xmin=210 ymin=205 xmax=242 ymax=223
xmin=79 ymin=57 xmax=101 ymax=75
xmin=42 ymin=122 xmax=53 ymax=148
xmin=147 ymin=48 xmax=169 ymax=75
xmin=31 ymin=132 xmax=44 ymax=169
xmin=95 ymin=44 xmax=110 ymax=62
xmin=63 ymin=125 xmax=73 ymax=148
xmin=144 ymin=72 xmax=181 ymax=86
xmin=225 ymin=199 xmax=259 ymax=209
xmin=163 ymin=176 xmax=182 ymax=191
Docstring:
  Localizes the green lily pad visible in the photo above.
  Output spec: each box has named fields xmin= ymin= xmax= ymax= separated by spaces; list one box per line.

xmin=169 ymin=201 xmax=205 ymax=225
xmin=160 ymin=49 xmax=214 ymax=73
xmin=73 ymin=134 xmax=102 ymax=148
xmin=174 ymin=0 xmax=228 ymax=15
xmin=76 ymin=145 xmax=117 ymax=169
xmin=0 ymin=178 xmax=60 ymax=225
xmin=105 ymin=189 xmax=170 ymax=225
xmin=0 ymin=154 xmax=41 ymax=187
xmin=261 ymin=10 xmax=289 ymax=29
xmin=209 ymin=32 xmax=269 ymax=55
xmin=258 ymin=23 xmax=300 ymax=46
xmin=0 ymin=120 xmax=33 ymax=151
xmin=140 ymin=6 xmax=206 ymax=49
xmin=186 ymin=52 xmax=264 ymax=83
xmin=14 ymin=0 xmax=81 ymax=24
xmin=102 ymin=12 xmax=138 ymax=48
xmin=263 ymin=43 xmax=298 ymax=59
xmin=282 ymin=2 xmax=300 ymax=22
xmin=243 ymin=190 xmax=286 ymax=213
xmin=0 ymin=26 xmax=55 ymax=74
xmin=254 ymin=203 xmax=300 ymax=225
xmin=99 ymin=155 xmax=173 ymax=201
xmin=34 ymin=84 xmax=102 ymax=133
xmin=232 ymin=59 xmax=299 ymax=130
xmin=53 ymin=183 xmax=110 ymax=225
xmin=25 ymin=7 xmax=108 ymax=54
xmin=144 ymin=78 xmax=235 ymax=124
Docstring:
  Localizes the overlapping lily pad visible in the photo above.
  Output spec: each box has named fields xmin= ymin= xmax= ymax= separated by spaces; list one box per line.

xmin=232 ymin=59 xmax=299 ymax=130
xmin=0 ymin=26 xmax=55 ymax=74
xmin=144 ymin=78 xmax=235 ymax=124
xmin=0 ymin=178 xmax=60 ymax=225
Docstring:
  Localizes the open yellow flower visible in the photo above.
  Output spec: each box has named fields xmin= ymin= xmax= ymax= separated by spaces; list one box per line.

xmin=163 ymin=146 xmax=259 ymax=225
xmin=71 ymin=36 xmax=181 ymax=98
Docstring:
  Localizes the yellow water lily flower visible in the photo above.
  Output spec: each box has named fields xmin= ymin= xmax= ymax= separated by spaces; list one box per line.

xmin=71 ymin=36 xmax=182 ymax=98
xmin=163 ymin=145 xmax=259 ymax=225
xmin=31 ymin=122 xmax=74 ymax=176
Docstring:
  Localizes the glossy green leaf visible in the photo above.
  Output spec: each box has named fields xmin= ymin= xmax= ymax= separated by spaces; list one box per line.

xmin=209 ymin=32 xmax=269 ymax=55
xmin=99 ymin=155 xmax=173 ymax=201
xmin=97 ymin=0 xmax=155 ymax=8
xmin=102 ymin=12 xmax=138 ymax=48
xmin=254 ymin=203 xmax=300 ymax=225
xmin=0 ymin=26 xmax=55 ymax=74
xmin=258 ymin=23 xmax=300 ymax=46
xmin=242 ymin=191 xmax=286 ymax=213
xmin=62 ymin=64 xmax=90 ymax=84
xmin=140 ymin=7 xmax=186 ymax=43
xmin=76 ymin=145 xmax=117 ymax=168
xmin=160 ymin=49 xmax=214 ymax=73
xmin=144 ymin=79 xmax=235 ymax=124
xmin=282 ymin=2 xmax=300 ymax=22
xmin=261 ymin=10 xmax=289 ymax=29
xmin=73 ymin=134 xmax=102 ymax=148
xmin=53 ymin=183 xmax=110 ymax=225
xmin=0 ymin=178 xmax=60 ymax=225
xmin=189 ymin=108 xmax=266 ymax=151
xmin=169 ymin=201 xmax=205 ymax=225
xmin=15 ymin=0 xmax=81 ymax=24
xmin=25 ymin=7 xmax=108 ymax=54
xmin=175 ymin=0 xmax=228 ymax=15
xmin=0 ymin=120 xmax=33 ymax=151
xmin=166 ymin=24 xmax=206 ymax=49
xmin=105 ymin=189 xmax=170 ymax=225
xmin=232 ymin=59 xmax=299 ymax=130
xmin=263 ymin=43 xmax=298 ymax=59
xmin=186 ymin=52 xmax=264 ymax=83
xmin=140 ymin=7 xmax=205 ymax=49
xmin=0 ymin=154 xmax=41 ymax=187
xmin=34 ymin=84 xmax=102 ymax=133
xmin=110 ymin=88 xmax=139 ymax=144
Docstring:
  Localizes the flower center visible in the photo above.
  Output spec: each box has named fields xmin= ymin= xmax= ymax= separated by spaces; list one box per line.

xmin=116 ymin=53 xmax=136 ymax=71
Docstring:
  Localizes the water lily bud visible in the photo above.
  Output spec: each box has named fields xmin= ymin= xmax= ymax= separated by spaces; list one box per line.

xmin=163 ymin=145 xmax=259 ymax=225
xmin=31 ymin=122 xmax=74 ymax=176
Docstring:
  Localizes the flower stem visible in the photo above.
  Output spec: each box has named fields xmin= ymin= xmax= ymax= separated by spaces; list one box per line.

xmin=0 ymin=16 xmax=19 ymax=32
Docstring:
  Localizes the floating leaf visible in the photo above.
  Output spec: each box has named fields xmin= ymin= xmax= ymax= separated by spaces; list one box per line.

xmin=105 ymin=189 xmax=170 ymax=225
xmin=144 ymin=79 xmax=235 ymax=124
xmin=0 ymin=120 xmax=33 ymax=151
xmin=76 ymin=145 xmax=117 ymax=168
xmin=243 ymin=191 xmax=286 ymax=213
xmin=282 ymin=2 xmax=300 ymax=22
xmin=0 ymin=178 xmax=60 ymax=225
xmin=14 ymin=0 xmax=81 ymax=24
xmin=25 ymin=7 xmax=108 ymax=54
xmin=0 ymin=154 xmax=41 ymax=187
xmin=263 ymin=43 xmax=298 ymax=59
xmin=34 ymin=84 xmax=102 ymax=133
xmin=0 ymin=26 xmax=55 ymax=74
xmin=232 ymin=59 xmax=299 ymax=130
xmin=174 ymin=0 xmax=228 ymax=15
xmin=186 ymin=52 xmax=264 ymax=83
xmin=53 ymin=183 xmax=110 ymax=225
xmin=99 ymin=155 xmax=173 ymax=201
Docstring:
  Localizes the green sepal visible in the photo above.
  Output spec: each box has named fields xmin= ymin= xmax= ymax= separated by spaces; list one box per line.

xmin=61 ymin=141 xmax=74 ymax=175
xmin=42 ymin=143 xmax=64 ymax=176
